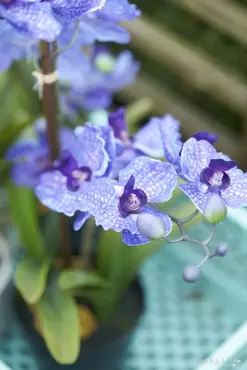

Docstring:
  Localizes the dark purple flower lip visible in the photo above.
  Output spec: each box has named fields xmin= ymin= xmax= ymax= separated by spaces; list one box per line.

xmin=118 ymin=175 xmax=147 ymax=217
xmin=200 ymin=158 xmax=237 ymax=191
xmin=192 ymin=132 xmax=218 ymax=144
xmin=52 ymin=150 xmax=92 ymax=191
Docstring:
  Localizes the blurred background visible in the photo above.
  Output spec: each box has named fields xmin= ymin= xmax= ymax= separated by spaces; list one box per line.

xmin=118 ymin=0 xmax=247 ymax=170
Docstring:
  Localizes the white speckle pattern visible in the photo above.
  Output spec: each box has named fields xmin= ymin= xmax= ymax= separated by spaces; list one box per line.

xmin=119 ymin=157 xmax=178 ymax=203
xmin=180 ymin=138 xmax=216 ymax=182
xmin=222 ymin=170 xmax=247 ymax=208
xmin=84 ymin=179 xmax=139 ymax=233
xmin=52 ymin=0 xmax=106 ymax=20
xmin=70 ymin=124 xmax=109 ymax=177
xmin=35 ymin=171 xmax=91 ymax=216
xmin=179 ymin=183 xmax=210 ymax=213
xmin=122 ymin=208 xmax=172 ymax=246
xmin=1 ymin=3 xmax=61 ymax=42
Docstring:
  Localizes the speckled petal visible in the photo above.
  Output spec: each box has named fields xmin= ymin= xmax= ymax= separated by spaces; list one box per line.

xmin=179 ymin=183 xmax=209 ymax=213
xmin=80 ymin=178 xmax=139 ymax=233
xmin=1 ymin=3 xmax=61 ymax=42
xmin=180 ymin=138 xmax=216 ymax=182
xmin=72 ymin=124 xmax=109 ymax=176
xmin=73 ymin=212 xmax=91 ymax=231
xmin=119 ymin=157 xmax=177 ymax=203
xmin=133 ymin=117 xmax=164 ymax=158
xmin=97 ymin=0 xmax=141 ymax=21
xmin=222 ymin=169 xmax=247 ymax=208
xmin=158 ymin=115 xmax=182 ymax=164
xmin=122 ymin=207 xmax=172 ymax=246
xmin=35 ymin=171 xmax=91 ymax=216
xmin=52 ymin=0 xmax=106 ymax=20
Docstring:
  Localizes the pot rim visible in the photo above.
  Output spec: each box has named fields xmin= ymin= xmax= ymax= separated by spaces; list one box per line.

xmin=0 ymin=234 xmax=12 ymax=296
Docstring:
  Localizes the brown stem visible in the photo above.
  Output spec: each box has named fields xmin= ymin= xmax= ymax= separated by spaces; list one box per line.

xmin=40 ymin=41 xmax=70 ymax=267
xmin=40 ymin=41 xmax=59 ymax=161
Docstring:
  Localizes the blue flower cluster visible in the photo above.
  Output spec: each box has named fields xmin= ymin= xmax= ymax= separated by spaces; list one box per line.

xmin=0 ymin=0 xmax=140 ymax=84
xmin=7 ymin=113 xmax=247 ymax=246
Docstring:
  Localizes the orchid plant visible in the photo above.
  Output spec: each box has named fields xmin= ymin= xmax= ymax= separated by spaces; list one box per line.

xmin=1 ymin=0 xmax=247 ymax=365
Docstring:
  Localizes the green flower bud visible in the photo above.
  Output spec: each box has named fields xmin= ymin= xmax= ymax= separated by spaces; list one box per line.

xmin=88 ymin=110 xmax=108 ymax=126
xmin=204 ymin=192 xmax=227 ymax=224
xmin=95 ymin=54 xmax=115 ymax=73
xmin=136 ymin=213 xmax=165 ymax=240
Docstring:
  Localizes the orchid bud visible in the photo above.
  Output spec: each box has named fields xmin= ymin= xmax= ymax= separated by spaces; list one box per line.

xmin=95 ymin=54 xmax=115 ymax=73
xmin=215 ymin=242 xmax=228 ymax=257
xmin=136 ymin=213 xmax=165 ymax=240
xmin=204 ymin=192 xmax=227 ymax=224
xmin=183 ymin=265 xmax=200 ymax=283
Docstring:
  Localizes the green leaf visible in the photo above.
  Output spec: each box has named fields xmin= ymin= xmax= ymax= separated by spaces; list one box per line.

xmin=58 ymin=268 xmax=108 ymax=291
xmin=35 ymin=278 xmax=80 ymax=364
xmin=7 ymin=181 xmax=44 ymax=258
xmin=0 ymin=160 xmax=11 ymax=183
xmin=15 ymin=257 xmax=51 ymax=304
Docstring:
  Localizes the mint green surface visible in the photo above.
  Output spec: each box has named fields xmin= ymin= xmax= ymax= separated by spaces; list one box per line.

xmin=1 ymin=216 xmax=247 ymax=370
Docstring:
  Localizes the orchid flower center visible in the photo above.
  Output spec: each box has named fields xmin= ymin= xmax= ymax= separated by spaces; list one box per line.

xmin=54 ymin=150 xmax=92 ymax=191
xmin=94 ymin=53 xmax=116 ymax=74
xmin=208 ymin=170 xmax=224 ymax=187
xmin=200 ymin=159 xmax=237 ymax=191
xmin=118 ymin=175 xmax=147 ymax=217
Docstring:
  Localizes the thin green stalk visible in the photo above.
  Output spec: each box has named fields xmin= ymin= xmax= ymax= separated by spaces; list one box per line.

xmin=80 ymin=218 xmax=95 ymax=269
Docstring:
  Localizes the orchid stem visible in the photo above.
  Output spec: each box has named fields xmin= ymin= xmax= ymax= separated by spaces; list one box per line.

xmin=81 ymin=218 xmax=95 ymax=269
xmin=40 ymin=40 xmax=70 ymax=267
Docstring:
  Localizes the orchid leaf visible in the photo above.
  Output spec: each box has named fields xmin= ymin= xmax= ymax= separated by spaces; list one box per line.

xmin=35 ymin=277 xmax=80 ymax=364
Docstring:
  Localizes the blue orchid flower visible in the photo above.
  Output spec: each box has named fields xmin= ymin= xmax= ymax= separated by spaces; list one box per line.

xmin=59 ymin=46 xmax=140 ymax=113
xmin=72 ymin=156 xmax=178 ymax=245
xmin=179 ymin=137 xmax=247 ymax=222
xmin=0 ymin=0 xmax=106 ymax=42
xmin=34 ymin=124 xmax=111 ymax=217
xmin=158 ymin=114 xmax=218 ymax=171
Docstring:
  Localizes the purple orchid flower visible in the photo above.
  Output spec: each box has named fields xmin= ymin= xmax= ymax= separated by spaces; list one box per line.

xmin=75 ymin=156 xmax=178 ymax=245
xmin=179 ymin=137 xmax=247 ymax=222
xmin=35 ymin=124 xmax=110 ymax=219
xmin=0 ymin=0 xmax=106 ymax=42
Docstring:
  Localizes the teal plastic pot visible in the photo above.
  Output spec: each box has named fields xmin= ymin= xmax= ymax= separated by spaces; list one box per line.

xmin=15 ymin=279 xmax=144 ymax=370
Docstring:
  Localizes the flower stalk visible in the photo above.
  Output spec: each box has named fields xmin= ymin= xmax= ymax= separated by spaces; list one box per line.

xmin=39 ymin=40 xmax=70 ymax=267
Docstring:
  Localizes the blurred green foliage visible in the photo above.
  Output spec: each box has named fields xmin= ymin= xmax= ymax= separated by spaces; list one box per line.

xmin=131 ymin=0 xmax=247 ymax=133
